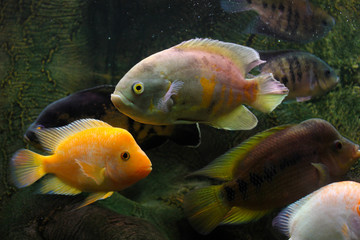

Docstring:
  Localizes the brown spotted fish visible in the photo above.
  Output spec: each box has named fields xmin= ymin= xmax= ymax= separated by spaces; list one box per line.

xmin=111 ymin=38 xmax=288 ymax=130
xmin=25 ymin=85 xmax=201 ymax=151
xmin=220 ymin=0 xmax=335 ymax=43
xmin=259 ymin=50 xmax=339 ymax=102
xmin=184 ymin=119 xmax=360 ymax=234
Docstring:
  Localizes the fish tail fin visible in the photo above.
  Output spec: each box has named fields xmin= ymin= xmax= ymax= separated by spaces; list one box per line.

xmin=184 ymin=185 xmax=230 ymax=235
xmin=10 ymin=149 xmax=46 ymax=188
xmin=251 ymin=73 xmax=289 ymax=113
xmin=220 ymin=0 xmax=252 ymax=13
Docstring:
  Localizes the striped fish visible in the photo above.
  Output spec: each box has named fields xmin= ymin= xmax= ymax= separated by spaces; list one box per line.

xmin=220 ymin=0 xmax=335 ymax=43
xmin=259 ymin=50 xmax=339 ymax=102
xmin=111 ymin=38 xmax=288 ymax=131
xmin=25 ymin=85 xmax=201 ymax=151
xmin=184 ymin=119 xmax=360 ymax=234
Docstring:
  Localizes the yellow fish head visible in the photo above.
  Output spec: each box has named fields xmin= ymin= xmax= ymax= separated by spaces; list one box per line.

xmin=106 ymin=129 xmax=152 ymax=188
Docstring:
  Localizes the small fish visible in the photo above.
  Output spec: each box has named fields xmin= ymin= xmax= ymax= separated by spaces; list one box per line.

xmin=220 ymin=0 xmax=335 ymax=43
xmin=184 ymin=119 xmax=360 ymax=234
xmin=273 ymin=181 xmax=360 ymax=240
xmin=24 ymin=85 xmax=201 ymax=150
xmin=111 ymin=38 xmax=288 ymax=131
xmin=11 ymin=119 xmax=152 ymax=208
xmin=259 ymin=50 xmax=339 ymax=102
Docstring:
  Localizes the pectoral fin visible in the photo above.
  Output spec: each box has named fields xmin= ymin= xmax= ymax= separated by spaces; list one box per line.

xmin=158 ymin=80 xmax=184 ymax=112
xmin=210 ymin=105 xmax=258 ymax=130
xmin=311 ymin=163 xmax=330 ymax=186
xmin=77 ymin=191 xmax=114 ymax=209
xmin=76 ymin=160 xmax=106 ymax=185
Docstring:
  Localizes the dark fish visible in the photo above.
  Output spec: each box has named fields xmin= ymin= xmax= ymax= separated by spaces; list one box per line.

xmin=25 ymin=85 xmax=201 ymax=150
xmin=220 ymin=0 xmax=335 ymax=43
xmin=259 ymin=50 xmax=339 ymax=102
xmin=184 ymin=119 xmax=360 ymax=234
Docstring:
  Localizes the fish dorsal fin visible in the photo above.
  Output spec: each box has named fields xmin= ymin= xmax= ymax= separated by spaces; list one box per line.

xmin=174 ymin=38 xmax=264 ymax=76
xmin=272 ymin=193 xmax=315 ymax=237
xmin=210 ymin=105 xmax=258 ymax=130
xmin=76 ymin=159 xmax=106 ymax=185
xmin=39 ymin=175 xmax=82 ymax=195
xmin=190 ymin=124 xmax=292 ymax=180
xmin=258 ymin=50 xmax=299 ymax=62
xmin=221 ymin=206 xmax=271 ymax=225
xmin=78 ymin=191 xmax=114 ymax=209
xmin=36 ymin=119 xmax=111 ymax=153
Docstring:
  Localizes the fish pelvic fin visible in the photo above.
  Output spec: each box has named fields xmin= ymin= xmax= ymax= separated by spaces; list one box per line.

xmin=157 ymin=80 xmax=184 ymax=112
xmin=36 ymin=119 xmax=111 ymax=153
xmin=39 ymin=175 xmax=82 ymax=195
xmin=10 ymin=149 xmax=46 ymax=188
xmin=184 ymin=185 xmax=230 ymax=235
xmin=220 ymin=0 xmax=253 ymax=13
xmin=209 ymin=105 xmax=258 ymax=130
xmin=190 ymin=124 xmax=292 ymax=180
xmin=77 ymin=191 xmax=114 ymax=209
xmin=221 ymin=206 xmax=271 ymax=224
xmin=250 ymin=73 xmax=289 ymax=113
xmin=170 ymin=123 xmax=201 ymax=148
xmin=175 ymin=38 xmax=264 ymax=76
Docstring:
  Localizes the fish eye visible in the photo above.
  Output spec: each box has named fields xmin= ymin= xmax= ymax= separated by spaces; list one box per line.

xmin=322 ymin=20 xmax=328 ymax=26
xmin=324 ymin=70 xmax=331 ymax=78
xmin=36 ymin=124 xmax=44 ymax=130
xmin=334 ymin=140 xmax=343 ymax=150
xmin=132 ymin=82 xmax=144 ymax=95
xmin=121 ymin=151 xmax=130 ymax=161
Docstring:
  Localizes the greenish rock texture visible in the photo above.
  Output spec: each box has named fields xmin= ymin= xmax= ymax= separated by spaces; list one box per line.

xmin=0 ymin=0 xmax=359 ymax=239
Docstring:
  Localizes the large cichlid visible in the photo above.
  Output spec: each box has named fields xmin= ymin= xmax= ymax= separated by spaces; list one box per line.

xmin=259 ymin=50 xmax=339 ymax=102
xmin=11 ymin=119 xmax=152 ymax=208
xmin=184 ymin=119 xmax=360 ymax=234
xmin=111 ymin=38 xmax=288 ymax=131
xmin=24 ymin=85 xmax=201 ymax=150
xmin=220 ymin=0 xmax=335 ymax=43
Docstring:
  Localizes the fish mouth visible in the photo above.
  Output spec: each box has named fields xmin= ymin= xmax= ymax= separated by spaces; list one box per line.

xmin=111 ymin=92 xmax=134 ymax=109
xmin=354 ymin=145 xmax=360 ymax=159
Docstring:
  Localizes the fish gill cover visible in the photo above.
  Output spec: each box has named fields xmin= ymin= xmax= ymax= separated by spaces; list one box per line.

xmin=0 ymin=0 xmax=359 ymax=239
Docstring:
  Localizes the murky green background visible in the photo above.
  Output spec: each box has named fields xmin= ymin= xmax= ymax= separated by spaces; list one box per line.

xmin=0 ymin=0 xmax=359 ymax=239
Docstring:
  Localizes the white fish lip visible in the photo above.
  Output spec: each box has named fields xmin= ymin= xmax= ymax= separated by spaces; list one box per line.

xmin=111 ymin=92 xmax=133 ymax=109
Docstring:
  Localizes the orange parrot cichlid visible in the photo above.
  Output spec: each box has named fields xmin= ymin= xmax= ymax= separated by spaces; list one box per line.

xmin=111 ymin=38 xmax=288 ymax=131
xmin=10 ymin=118 xmax=152 ymax=208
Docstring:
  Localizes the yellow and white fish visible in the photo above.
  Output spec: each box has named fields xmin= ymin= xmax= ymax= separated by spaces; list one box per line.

xmin=111 ymin=38 xmax=288 ymax=130
xmin=273 ymin=181 xmax=360 ymax=240
xmin=11 ymin=119 xmax=152 ymax=208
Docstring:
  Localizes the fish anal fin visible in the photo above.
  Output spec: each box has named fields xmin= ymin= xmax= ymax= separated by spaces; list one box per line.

xmin=76 ymin=160 xmax=106 ymax=185
xmin=39 ymin=175 xmax=82 ymax=195
xmin=191 ymin=124 xmax=292 ymax=180
xmin=210 ymin=105 xmax=258 ymax=131
xmin=221 ymin=206 xmax=271 ymax=224
xmin=78 ymin=191 xmax=114 ymax=209
xmin=36 ymin=119 xmax=111 ymax=153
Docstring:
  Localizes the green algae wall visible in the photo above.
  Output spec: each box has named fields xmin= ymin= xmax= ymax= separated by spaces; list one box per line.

xmin=0 ymin=0 xmax=359 ymax=239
